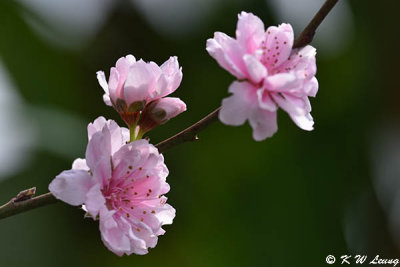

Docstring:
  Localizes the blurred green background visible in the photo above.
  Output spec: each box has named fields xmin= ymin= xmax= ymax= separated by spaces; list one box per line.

xmin=0 ymin=0 xmax=399 ymax=266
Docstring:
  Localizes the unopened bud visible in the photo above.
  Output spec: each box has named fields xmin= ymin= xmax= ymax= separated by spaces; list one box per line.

xmin=139 ymin=97 xmax=186 ymax=133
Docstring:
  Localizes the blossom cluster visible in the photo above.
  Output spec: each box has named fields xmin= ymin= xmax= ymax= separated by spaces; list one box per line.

xmin=49 ymin=57 xmax=186 ymax=255
xmin=48 ymin=11 xmax=319 ymax=257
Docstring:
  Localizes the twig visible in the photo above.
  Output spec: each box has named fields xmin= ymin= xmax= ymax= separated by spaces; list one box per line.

xmin=293 ymin=0 xmax=339 ymax=48
xmin=156 ymin=107 xmax=221 ymax=153
xmin=0 ymin=192 xmax=58 ymax=220
xmin=0 ymin=0 xmax=339 ymax=221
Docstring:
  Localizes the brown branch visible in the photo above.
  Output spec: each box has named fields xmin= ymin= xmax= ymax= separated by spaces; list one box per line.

xmin=293 ymin=0 xmax=339 ymax=48
xmin=0 ymin=192 xmax=58 ymax=220
xmin=0 ymin=0 xmax=338 ymax=221
xmin=156 ymin=107 xmax=221 ymax=153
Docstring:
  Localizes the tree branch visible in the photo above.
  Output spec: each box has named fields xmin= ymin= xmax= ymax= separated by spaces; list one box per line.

xmin=293 ymin=0 xmax=339 ymax=48
xmin=0 ymin=192 xmax=58 ymax=220
xmin=0 ymin=0 xmax=339 ymax=221
xmin=156 ymin=107 xmax=220 ymax=153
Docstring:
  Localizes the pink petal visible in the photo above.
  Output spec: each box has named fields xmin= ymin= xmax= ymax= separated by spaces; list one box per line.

xmin=103 ymin=94 xmax=112 ymax=106
xmin=275 ymin=45 xmax=317 ymax=78
xmin=87 ymin=116 xmax=107 ymax=140
xmin=243 ymin=54 xmax=267 ymax=84
xmin=72 ymin=158 xmax=89 ymax=171
xmin=49 ymin=169 xmax=93 ymax=206
xmin=236 ymin=11 xmax=265 ymax=54
xmin=219 ymin=81 xmax=257 ymax=126
xmin=127 ymin=216 xmax=158 ymax=249
xmin=85 ymin=183 xmax=105 ymax=218
xmin=111 ymin=148 xmax=141 ymax=180
xmin=108 ymin=67 xmax=120 ymax=101
xmin=261 ymin=23 xmax=294 ymax=70
xmin=271 ymin=93 xmax=310 ymax=116
xmin=124 ymin=60 xmax=158 ymax=105
xmin=290 ymin=112 xmax=314 ymax=131
xmin=96 ymin=71 xmax=112 ymax=106
xmin=249 ymin=108 xmax=278 ymax=141
xmin=256 ymin=89 xmax=277 ymax=112
xmin=153 ymin=203 xmax=175 ymax=225
xmin=100 ymin=208 xmax=131 ymax=256
xmin=157 ymin=56 xmax=183 ymax=97
xmin=264 ymin=73 xmax=301 ymax=92
xmin=115 ymin=55 xmax=136 ymax=84
xmin=85 ymin=126 xmax=112 ymax=184
xmin=304 ymin=76 xmax=318 ymax=97
xmin=206 ymin=32 xmax=247 ymax=79
xmin=88 ymin=116 xmax=129 ymax=154
xmin=111 ymin=139 xmax=164 ymax=181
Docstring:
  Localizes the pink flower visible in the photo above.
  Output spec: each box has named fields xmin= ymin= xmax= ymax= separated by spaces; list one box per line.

xmin=49 ymin=117 xmax=175 ymax=256
xmin=206 ymin=12 xmax=318 ymax=141
xmin=97 ymin=56 xmax=184 ymax=127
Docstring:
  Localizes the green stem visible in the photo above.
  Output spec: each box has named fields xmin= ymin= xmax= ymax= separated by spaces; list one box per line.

xmin=129 ymin=124 xmax=137 ymax=142
xmin=135 ymin=128 xmax=145 ymax=140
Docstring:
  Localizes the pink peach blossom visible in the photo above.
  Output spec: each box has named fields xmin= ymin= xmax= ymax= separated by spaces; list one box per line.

xmin=207 ymin=11 xmax=318 ymax=141
xmin=49 ymin=117 xmax=175 ymax=256
xmin=97 ymin=56 xmax=184 ymax=127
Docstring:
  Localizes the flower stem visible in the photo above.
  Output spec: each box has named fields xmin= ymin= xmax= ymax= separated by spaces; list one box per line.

xmin=136 ymin=128 xmax=145 ymax=140
xmin=129 ymin=124 xmax=137 ymax=142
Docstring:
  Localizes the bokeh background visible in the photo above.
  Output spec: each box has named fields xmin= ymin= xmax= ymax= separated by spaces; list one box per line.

xmin=0 ymin=0 xmax=399 ymax=266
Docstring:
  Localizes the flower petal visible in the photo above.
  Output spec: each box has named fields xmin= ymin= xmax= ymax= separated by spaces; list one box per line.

xmin=49 ymin=169 xmax=93 ymax=206
xmin=100 ymin=208 xmax=131 ymax=256
xmin=261 ymin=23 xmax=294 ymax=70
xmin=72 ymin=158 xmax=89 ymax=171
xmin=219 ymin=81 xmax=257 ymax=126
xmin=256 ymin=89 xmax=277 ymax=112
xmin=243 ymin=54 xmax=267 ymax=84
xmin=271 ymin=93 xmax=310 ymax=116
xmin=88 ymin=116 xmax=129 ymax=154
xmin=275 ymin=45 xmax=317 ymax=78
xmin=115 ymin=55 xmax=136 ymax=85
xmin=236 ymin=11 xmax=265 ymax=54
xmin=303 ymin=76 xmax=318 ymax=97
xmin=85 ymin=183 xmax=105 ymax=218
xmin=108 ymin=67 xmax=120 ymax=101
xmin=97 ymin=71 xmax=112 ymax=106
xmin=249 ymin=109 xmax=278 ymax=141
xmin=206 ymin=32 xmax=247 ymax=79
xmin=290 ymin=112 xmax=314 ymax=131
xmin=85 ymin=126 xmax=112 ymax=183
xmin=153 ymin=203 xmax=175 ymax=225
xmin=157 ymin=56 xmax=183 ymax=97
xmin=264 ymin=72 xmax=301 ymax=92
xmin=124 ymin=60 xmax=158 ymax=105
xmin=87 ymin=116 xmax=107 ymax=140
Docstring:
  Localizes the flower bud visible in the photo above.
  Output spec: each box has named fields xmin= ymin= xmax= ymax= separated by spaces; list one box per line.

xmin=97 ymin=55 xmax=183 ymax=128
xmin=139 ymin=97 xmax=186 ymax=133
